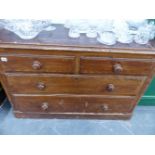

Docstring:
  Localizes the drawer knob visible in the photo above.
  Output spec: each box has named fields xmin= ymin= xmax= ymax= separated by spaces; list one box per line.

xmin=106 ymin=84 xmax=115 ymax=92
xmin=37 ymin=82 xmax=46 ymax=90
xmin=41 ymin=102 xmax=49 ymax=111
xmin=113 ymin=64 xmax=123 ymax=74
xmin=32 ymin=61 xmax=42 ymax=70
xmin=101 ymin=104 xmax=109 ymax=111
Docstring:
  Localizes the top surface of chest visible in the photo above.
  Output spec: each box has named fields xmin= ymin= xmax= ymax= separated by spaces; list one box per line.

xmin=0 ymin=24 xmax=155 ymax=54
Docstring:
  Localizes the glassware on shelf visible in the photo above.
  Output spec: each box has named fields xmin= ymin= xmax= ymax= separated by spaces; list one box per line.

xmin=127 ymin=20 xmax=147 ymax=28
xmin=86 ymin=25 xmax=98 ymax=38
xmin=64 ymin=19 xmax=155 ymax=45
xmin=86 ymin=28 xmax=97 ymax=38
xmin=117 ymin=32 xmax=133 ymax=44
xmin=134 ymin=26 xmax=151 ymax=44
xmin=133 ymin=22 xmax=155 ymax=44
xmin=96 ymin=20 xmax=114 ymax=32
xmin=68 ymin=27 xmax=80 ymax=38
xmin=147 ymin=21 xmax=155 ymax=40
xmin=113 ymin=20 xmax=129 ymax=33
xmin=65 ymin=20 xmax=98 ymax=38
xmin=134 ymin=32 xmax=150 ymax=44
xmin=97 ymin=31 xmax=116 ymax=45
xmin=0 ymin=19 xmax=155 ymax=45
xmin=2 ymin=20 xmax=56 ymax=40
xmin=113 ymin=20 xmax=133 ymax=43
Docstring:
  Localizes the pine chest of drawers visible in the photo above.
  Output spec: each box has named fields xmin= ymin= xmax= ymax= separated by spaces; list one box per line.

xmin=0 ymin=25 xmax=155 ymax=119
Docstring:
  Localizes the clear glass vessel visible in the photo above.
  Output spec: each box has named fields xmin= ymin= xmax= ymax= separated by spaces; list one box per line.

xmin=134 ymin=22 xmax=155 ymax=44
xmin=0 ymin=19 xmax=155 ymax=45
xmin=134 ymin=26 xmax=151 ymax=44
xmin=64 ymin=19 xmax=155 ymax=45
xmin=116 ymin=32 xmax=134 ymax=44
xmin=2 ymin=19 xmax=56 ymax=39
xmin=97 ymin=31 xmax=116 ymax=45
xmin=68 ymin=27 xmax=80 ymax=38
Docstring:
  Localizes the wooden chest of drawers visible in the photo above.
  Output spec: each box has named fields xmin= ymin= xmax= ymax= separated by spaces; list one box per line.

xmin=0 ymin=26 xmax=155 ymax=119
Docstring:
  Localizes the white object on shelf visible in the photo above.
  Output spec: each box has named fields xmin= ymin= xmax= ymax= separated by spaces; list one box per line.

xmin=0 ymin=19 xmax=155 ymax=45
xmin=97 ymin=31 xmax=116 ymax=45
xmin=2 ymin=20 xmax=56 ymax=40
xmin=65 ymin=19 xmax=155 ymax=45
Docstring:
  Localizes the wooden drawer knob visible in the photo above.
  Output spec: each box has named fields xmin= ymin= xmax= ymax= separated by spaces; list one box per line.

xmin=101 ymin=104 xmax=109 ymax=111
xmin=32 ymin=60 xmax=42 ymax=70
xmin=41 ymin=102 xmax=49 ymax=111
xmin=113 ymin=64 xmax=123 ymax=74
xmin=37 ymin=82 xmax=46 ymax=90
xmin=106 ymin=84 xmax=115 ymax=92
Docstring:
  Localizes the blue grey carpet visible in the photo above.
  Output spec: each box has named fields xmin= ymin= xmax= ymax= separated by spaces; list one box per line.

xmin=0 ymin=99 xmax=155 ymax=135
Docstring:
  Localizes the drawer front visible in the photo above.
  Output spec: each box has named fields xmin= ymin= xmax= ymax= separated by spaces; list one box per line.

xmin=6 ymin=74 xmax=146 ymax=95
xmin=13 ymin=95 xmax=135 ymax=113
xmin=0 ymin=55 xmax=76 ymax=73
xmin=80 ymin=56 xmax=153 ymax=75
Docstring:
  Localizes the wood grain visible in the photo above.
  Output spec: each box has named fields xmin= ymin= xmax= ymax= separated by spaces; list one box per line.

xmin=6 ymin=73 xmax=146 ymax=96
xmin=13 ymin=95 xmax=135 ymax=113
xmin=0 ymin=55 xmax=76 ymax=73
xmin=80 ymin=56 xmax=153 ymax=75
xmin=14 ymin=111 xmax=132 ymax=120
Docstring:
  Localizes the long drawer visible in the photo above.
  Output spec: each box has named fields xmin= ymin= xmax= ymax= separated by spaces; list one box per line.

xmin=13 ymin=95 xmax=135 ymax=113
xmin=0 ymin=55 xmax=76 ymax=73
xmin=6 ymin=73 xmax=146 ymax=95
xmin=80 ymin=56 xmax=153 ymax=75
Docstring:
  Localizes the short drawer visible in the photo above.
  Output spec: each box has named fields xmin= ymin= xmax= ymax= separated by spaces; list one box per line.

xmin=0 ymin=55 xmax=76 ymax=73
xmin=13 ymin=95 xmax=135 ymax=113
xmin=80 ymin=56 xmax=153 ymax=75
xmin=6 ymin=73 xmax=146 ymax=96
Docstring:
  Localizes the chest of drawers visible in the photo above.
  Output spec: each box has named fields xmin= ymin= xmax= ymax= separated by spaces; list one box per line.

xmin=0 ymin=26 xmax=155 ymax=119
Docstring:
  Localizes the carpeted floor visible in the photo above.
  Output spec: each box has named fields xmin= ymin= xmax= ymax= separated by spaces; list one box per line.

xmin=0 ymin=99 xmax=155 ymax=135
